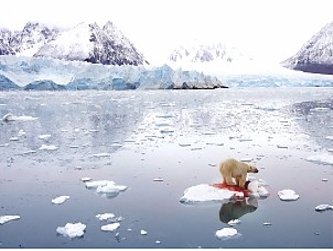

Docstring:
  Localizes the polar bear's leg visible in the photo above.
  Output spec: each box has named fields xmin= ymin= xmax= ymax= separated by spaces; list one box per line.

xmin=225 ymin=175 xmax=236 ymax=186
xmin=238 ymin=173 xmax=247 ymax=189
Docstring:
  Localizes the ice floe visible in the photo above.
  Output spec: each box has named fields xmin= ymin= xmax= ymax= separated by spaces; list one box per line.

xmin=153 ymin=178 xmax=164 ymax=182
xmin=51 ymin=195 xmax=70 ymax=205
xmin=140 ymin=229 xmax=148 ymax=235
xmin=278 ymin=189 xmax=300 ymax=201
xmin=2 ymin=113 xmax=37 ymax=121
xmin=227 ymin=219 xmax=241 ymax=226
xmin=81 ymin=177 xmax=93 ymax=182
xmin=39 ymin=144 xmax=58 ymax=151
xmin=247 ymin=180 xmax=270 ymax=197
xmin=306 ymin=153 xmax=333 ymax=165
xmin=96 ymin=213 xmax=115 ymax=221
xmin=85 ymin=180 xmax=128 ymax=198
xmin=92 ymin=153 xmax=110 ymax=158
xmin=180 ymin=179 xmax=269 ymax=203
xmin=56 ymin=222 xmax=86 ymax=238
xmin=38 ymin=134 xmax=51 ymax=140
xmin=179 ymin=184 xmax=242 ymax=203
xmin=315 ymin=204 xmax=333 ymax=212
xmin=101 ymin=223 xmax=120 ymax=232
xmin=0 ymin=215 xmax=20 ymax=225
xmin=215 ymin=228 xmax=239 ymax=240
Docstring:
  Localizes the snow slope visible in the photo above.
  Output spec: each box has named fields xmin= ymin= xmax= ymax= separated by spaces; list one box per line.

xmin=282 ymin=20 xmax=333 ymax=75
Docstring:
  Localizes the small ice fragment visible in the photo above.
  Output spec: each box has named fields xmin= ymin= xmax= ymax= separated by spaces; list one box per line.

xmin=9 ymin=137 xmax=19 ymax=141
xmin=18 ymin=130 xmax=26 ymax=136
xmin=92 ymin=153 xmax=110 ymax=157
xmin=39 ymin=144 xmax=58 ymax=151
xmin=0 ymin=215 xmax=20 ymax=225
xmin=85 ymin=180 xmax=112 ymax=188
xmin=240 ymin=158 xmax=253 ymax=162
xmin=277 ymin=145 xmax=288 ymax=149
xmin=101 ymin=223 xmax=120 ymax=232
xmin=155 ymin=240 xmax=161 ymax=244
xmin=153 ymin=178 xmax=164 ymax=182
xmin=56 ymin=222 xmax=86 ymax=238
xmin=322 ymin=178 xmax=328 ymax=182
xmin=178 ymin=143 xmax=191 ymax=147
xmin=52 ymin=195 xmax=70 ymax=205
xmin=81 ymin=177 xmax=93 ymax=182
xmin=96 ymin=213 xmax=115 ymax=221
xmin=96 ymin=183 xmax=120 ymax=194
xmin=315 ymin=204 xmax=333 ymax=212
xmin=141 ymin=229 xmax=148 ymax=235
xmin=215 ymin=228 xmax=238 ymax=240
xmin=257 ymin=186 xmax=270 ymax=197
xmin=263 ymin=222 xmax=272 ymax=227
xmin=325 ymin=136 xmax=333 ymax=140
xmin=38 ymin=134 xmax=51 ymax=140
xmin=278 ymin=189 xmax=299 ymax=201
xmin=228 ymin=219 xmax=241 ymax=225
xmin=2 ymin=113 xmax=14 ymax=121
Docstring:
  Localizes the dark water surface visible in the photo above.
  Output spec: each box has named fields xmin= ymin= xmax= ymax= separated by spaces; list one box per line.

xmin=0 ymin=88 xmax=332 ymax=248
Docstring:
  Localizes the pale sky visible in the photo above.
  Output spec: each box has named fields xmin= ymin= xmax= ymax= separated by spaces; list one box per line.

xmin=1 ymin=0 xmax=333 ymax=65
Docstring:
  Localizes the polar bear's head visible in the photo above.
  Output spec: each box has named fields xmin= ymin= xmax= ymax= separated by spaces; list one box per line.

xmin=246 ymin=164 xmax=259 ymax=173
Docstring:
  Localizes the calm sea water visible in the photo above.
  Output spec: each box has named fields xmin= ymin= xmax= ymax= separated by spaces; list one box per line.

xmin=0 ymin=88 xmax=332 ymax=248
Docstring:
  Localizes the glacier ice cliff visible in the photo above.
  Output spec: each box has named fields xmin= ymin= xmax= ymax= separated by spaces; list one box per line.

xmin=0 ymin=56 xmax=226 ymax=90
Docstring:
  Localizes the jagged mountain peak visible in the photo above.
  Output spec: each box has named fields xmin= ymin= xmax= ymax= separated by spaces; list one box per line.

xmin=0 ymin=21 xmax=148 ymax=66
xmin=168 ymin=42 xmax=253 ymax=64
xmin=282 ymin=20 xmax=333 ymax=75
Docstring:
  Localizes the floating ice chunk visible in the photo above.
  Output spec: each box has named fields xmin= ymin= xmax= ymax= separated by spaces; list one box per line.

xmin=155 ymin=240 xmax=161 ymax=245
xmin=85 ymin=180 xmax=128 ymax=197
xmin=278 ymin=189 xmax=299 ymax=201
xmin=18 ymin=130 xmax=26 ymax=136
xmin=52 ymin=195 xmax=70 ymax=205
xmin=227 ymin=219 xmax=241 ymax=226
xmin=306 ymin=153 xmax=333 ymax=165
xmin=180 ymin=184 xmax=242 ymax=203
xmin=0 ymin=215 xmax=20 ymax=225
xmin=215 ymin=228 xmax=239 ymax=240
xmin=2 ymin=113 xmax=14 ymax=121
xmin=263 ymin=222 xmax=272 ymax=227
xmin=9 ymin=137 xmax=19 ymax=141
xmin=153 ymin=178 xmax=164 ymax=182
xmin=141 ymin=229 xmax=148 ymax=235
xmin=96 ymin=213 xmax=115 ymax=221
xmin=92 ymin=153 xmax=110 ymax=157
xmin=56 ymin=222 xmax=86 ymax=238
xmin=240 ymin=158 xmax=253 ymax=162
xmin=81 ymin=177 xmax=93 ymax=182
xmin=315 ymin=204 xmax=333 ymax=212
xmin=38 ymin=134 xmax=51 ymax=140
xmin=325 ymin=136 xmax=333 ymax=140
xmin=248 ymin=181 xmax=270 ymax=197
xmin=101 ymin=223 xmax=120 ymax=232
xmin=39 ymin=144 xmax=58 ymax=151
xmin=2 ymin=114 xmax=38 ymax=121
xmin=96 ymin=183 xmax=120 ymax=194
xmin=85 ymin=180 xmax=112 ymax=188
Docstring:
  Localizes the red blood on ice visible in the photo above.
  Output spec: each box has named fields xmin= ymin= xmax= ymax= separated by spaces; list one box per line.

xmin=212 ymin=182 xmax=251 ymax=197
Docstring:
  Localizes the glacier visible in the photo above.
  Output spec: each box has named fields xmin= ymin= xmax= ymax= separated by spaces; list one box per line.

xmin=0 ymin=56 xmax=225 ymax=90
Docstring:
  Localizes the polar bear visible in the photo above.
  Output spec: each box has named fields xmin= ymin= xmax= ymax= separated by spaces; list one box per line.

xmin=219 ymin=158 xmax=259 ymax=189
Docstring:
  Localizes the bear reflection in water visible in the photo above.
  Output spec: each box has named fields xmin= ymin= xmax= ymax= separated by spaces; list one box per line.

xmin=219 ymin=197 xmax=258 ymax=223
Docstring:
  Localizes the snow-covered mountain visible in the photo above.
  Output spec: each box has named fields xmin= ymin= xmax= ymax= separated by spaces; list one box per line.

xmin=282 ymin=21 xmax=333 ymax=75
xmin=0 ymin=22 xmax=60 ymax=56
xmin=34 ymin=21 xmax=148 ymax=66
xmin=0 ymin=21 xmax=148 ymax=66
xmin=168 ymin=42 xmax=253 ymax=64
